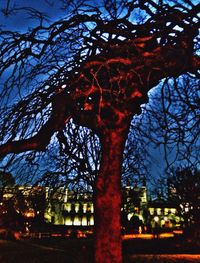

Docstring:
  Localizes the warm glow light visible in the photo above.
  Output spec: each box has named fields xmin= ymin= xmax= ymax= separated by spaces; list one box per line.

xmin=74 ymin=216 xmax=81 ymax=226
xmin=66 ymin=203 xmax=71 ymax=212
xmin=91 ymin=204 xmax=94 ymax=213
xmin=122 ymin=234 xmax=154 ymax=240
xmin=75 ymin=203 xmax=79 ymax=213
xmin=173 ymin=229 xmax=183 ymax=235
xmin=89 ymin=216 xmax=94 ymax=225
xmin=83 ymin=204 xmax=87 ymax=213
xmin=65 ymin=217 xmax=73 ymax=225
xmin=122 ymin=232 xmax=177 ymax=240
xmin=24 ymin=212 xmax=35 ymax=218
xmin=157 ymin=208 xmax=161 ymax=215
xmin=171 ymin=208 xmax=176 ymax=214
xmin=82 ymin=216 xmax=88 ymax=226
xmin=159 ymin=233 xmax=174 ymax=238
xmin=161 ymin=219 xmax=165 ymax=226
xmin=127 ymin=213 xmax=134 ymax=220
xmin=154 ymin=216 xmax=159 ymax=222
xmin=149 ymin=208 xmax=154 ymax=215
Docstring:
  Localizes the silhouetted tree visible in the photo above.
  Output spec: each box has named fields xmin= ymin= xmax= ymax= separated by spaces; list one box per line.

xmin=168 ymin=167 xmax=200 ymax=233
xmin=0 ymin=171 xmax=15 ymax=188
xmin=139 ymin=75 xmax=200 ymax=171
xmin=0 ymin=186 xmax=25 ymax=236
xmin=0 ymin=1 xmax=199 ymax=262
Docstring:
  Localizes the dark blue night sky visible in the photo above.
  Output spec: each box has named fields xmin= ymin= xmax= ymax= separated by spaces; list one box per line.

xmin=0 ymin=0 xmax=64 ymax=31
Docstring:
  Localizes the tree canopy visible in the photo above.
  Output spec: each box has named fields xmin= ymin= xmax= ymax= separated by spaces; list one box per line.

xmin=0 ymin=0 xmax=199 ymax=156
xmin=168 ymin=167 xmax=200 ymax=230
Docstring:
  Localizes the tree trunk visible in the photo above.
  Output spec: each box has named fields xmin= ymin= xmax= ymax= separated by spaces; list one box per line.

xmin=94 ymin=128 xmax=129 ymax=263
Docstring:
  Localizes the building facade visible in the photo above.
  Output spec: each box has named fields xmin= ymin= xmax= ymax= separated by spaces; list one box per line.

xmin=0 ymin=184 xmax=183 ymax=232
xmin=148 ymin=199 xmax=183 ymax=229
xmin=45 ymin=188 xmax=94 ymax=226
xmin=44 ymin=184 xmax=182 ymax=232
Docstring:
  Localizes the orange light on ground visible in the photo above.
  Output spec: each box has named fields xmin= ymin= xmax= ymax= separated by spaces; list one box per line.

xmin=122 ymin=234 xmax=154 ymax=240
xmin=122 ymin=232 xmax=176 ymax=240
xmin=173 ymin=229 xmax=183 ymax=235
xmin=159 ymin=233 xmax=174 ymax=238
xmin=75 ymin=230 xmax=87 ymax=238
xmin=24 ymin=211 xmax=35 ymax=218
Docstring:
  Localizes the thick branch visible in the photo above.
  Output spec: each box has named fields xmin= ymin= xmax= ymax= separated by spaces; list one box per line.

xmin=0 ymin=93 xmax=71 ymax=158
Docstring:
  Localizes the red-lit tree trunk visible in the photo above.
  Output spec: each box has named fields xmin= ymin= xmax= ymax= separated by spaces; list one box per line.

xmin=94 ymin=126 xmax=129 ymax=263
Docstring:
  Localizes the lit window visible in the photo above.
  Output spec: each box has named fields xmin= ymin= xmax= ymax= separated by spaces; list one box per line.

xmin=75 ymin=203 xmax=79 ymax=213
xmin=74 ymin=216 xmax=81 ymax=226
xmin=89 ymin=216 xmax=94 ymax=225
xmin=65 ymin=217 xmax=73 ymax=226
xmin=157 ymin=208 xmax=161 ymax=215
xmin=171 ymin=208 xmax=176 ymax=214
xmin=83 ymin=204 xmax=87 ymax=213
xmin=82 ymin=216 xmax=87 ymax=226
xmin=66 ymin=203 xmax=71 ymax=212
xmin=91 ymin=204 xmax=94 ymax=213
xmin=149 ymin=208 xmax=154 ymax=215
xmin=164 ymin=208 xmax=168 ymax=215
xmin=154 ymin=216 xmax=159 ymax=222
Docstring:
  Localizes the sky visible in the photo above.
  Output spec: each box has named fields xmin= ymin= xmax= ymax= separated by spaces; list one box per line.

xmin=0 ymin=0 xmax=64 ymax=31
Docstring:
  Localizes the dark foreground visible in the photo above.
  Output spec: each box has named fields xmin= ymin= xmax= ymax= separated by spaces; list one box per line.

xmin=0 ymin=237 xmax=200 ymax=263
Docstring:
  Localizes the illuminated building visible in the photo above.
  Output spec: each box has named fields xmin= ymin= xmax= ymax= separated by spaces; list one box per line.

xmin=121 ymin=183 xmax=148 ymax=226
xmin=148 ymin=199 xmax=183 ymax=229
xmin=44 ymin=188 xmax=94 ymax=226
xmin=0 ymin=184 xmax=183 ymax=232
xmin=44 ymin=183 xmax=148 ymax=229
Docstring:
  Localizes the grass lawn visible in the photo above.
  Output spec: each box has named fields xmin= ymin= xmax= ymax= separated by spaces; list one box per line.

xmin=0 ymin=238 xmax=200 ymax=263
xmin=0 ymin=239 xmax=93 ymax=263
xmin=0 ymin=240 xmax=78 ymax=263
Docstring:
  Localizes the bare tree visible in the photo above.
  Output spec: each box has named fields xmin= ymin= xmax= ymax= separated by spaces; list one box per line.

xmin=0 ymin=119 xmax=146 ymax=193
xmin=0 ymin=1 xmax=199 ymax=262
xmin=37 ymin=122 xmax=101 ymax=190
xmin=168 ymin=167 xmax=200 ymax=235
xmin=33 ymin=120 xmax=147 ymax=190
xmin=139 ymin=74 xmax=199 ymax=173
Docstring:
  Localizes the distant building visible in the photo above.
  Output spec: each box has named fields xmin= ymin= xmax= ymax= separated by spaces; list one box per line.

xmin=44 ymin=188 xmax=94 ymax=226
xmin=0 ymin=184 xmax=183 ymax=232
xmin=148 ymin=199 xmax=183 ymax=229
xmin=121 ymin=183 xmax=147 ymax=223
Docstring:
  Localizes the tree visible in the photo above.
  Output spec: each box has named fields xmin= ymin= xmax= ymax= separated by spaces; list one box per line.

xmin=0 ymin=171 xmax=15 ymax=188
xmin=0 ymin=171 xmax=18 ymax=235
xmin=168 ymin=167 xmax=200 ymax=232
xmin=34 ymin=120 xmax=147 ymax=190
xmin=121 ymin=184 xmax=143 ymax=232
xmin=0 ymin=185 xmax=46 ymax=235
xmin=138 ymin=75 xmax=200 ymax=171
xmin=0 ymin=1 xmax=199 ymax=262
xmin=0 ymin=176 xmax=25 ymax=237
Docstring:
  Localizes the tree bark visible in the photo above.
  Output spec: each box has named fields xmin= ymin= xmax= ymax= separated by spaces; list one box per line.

xmin=94 ymin=127 xmax=129 ymax=263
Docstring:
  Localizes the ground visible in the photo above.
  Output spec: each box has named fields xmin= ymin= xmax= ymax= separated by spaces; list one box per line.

xmin=125 ymin=255 xmax=200 ymax=263
xmin=0 ymin=238 xmax=200 ymax=263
